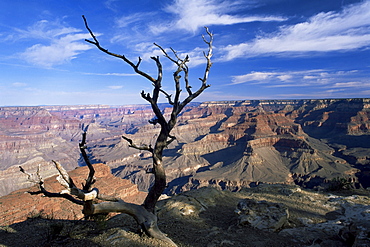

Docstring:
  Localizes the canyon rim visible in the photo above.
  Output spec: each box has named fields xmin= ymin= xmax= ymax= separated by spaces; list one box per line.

xmin=1 ymin=98 xmax=369 ymax=197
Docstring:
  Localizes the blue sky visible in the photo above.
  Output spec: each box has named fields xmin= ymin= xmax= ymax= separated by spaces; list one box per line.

xmin=0 ymin=0 xmax=369 ymax=106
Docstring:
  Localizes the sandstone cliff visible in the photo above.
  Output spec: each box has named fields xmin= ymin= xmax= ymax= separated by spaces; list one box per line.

xmin=100 ymin=99 xmax=367 ymax=193
xmin=0 ymin=104 xmax=153 ymax=196
xmin=0 ymin=99 xmax=369 ymax=197
xmin=0 ymin=163 xmax=146 ymax=226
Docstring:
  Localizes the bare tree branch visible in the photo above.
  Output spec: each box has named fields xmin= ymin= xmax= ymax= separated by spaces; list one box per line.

xmin=21 ymin=17 xmax=213 ymax=247
xmin=166 ymin=134 xmax=177 ymax=147
xmin=83 ymin=15 xmax=167 ymax=127
xmin=176 ymin=27 xmax=213 ymax=116
xmin=19 ymin=164 xmax=42 ymax=184
xmin=19 ymin=163 xmax=176 ymax=246
xmin=159 ymin=89 xmax=174 ymax=105
xmin=122 ymin=136 xmax=154 ymax=153
xmin=82 ymin=15 xmax=157 ymax=84
xmin=79 ymin=131 xmax=96 ymax=191
xmin=19 ymin=164 xmax=84 ymax=205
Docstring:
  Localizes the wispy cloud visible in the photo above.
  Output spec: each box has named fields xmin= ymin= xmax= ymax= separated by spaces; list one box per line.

xmin=231 ymin=69 xmax=369 ymax=90
xmin=108 ymin=85 xmax=123 ymax=89
xmin=231 ymin=71 xmax=276 ymax=84
xmin=11 ymin=20 xmax=92 ymax=67
xmin=277 ymin=89 xmax=370 ymax=99
xmin=330 ymin=81 xmax=370 ymax=88
xmin=14 ymin=20 xmax=81 ymax=40
xmin=222 ymin=1 xmax=370 ymax=60
xmin=135 ymin=42 xmax=209 ymax=68
xmin=231 ymin=70 xmax=324 ymax=85
xmin=149 ymin=0 xmax=286 ymax=34
xmin=21 ymin=34 xmax=91 ymax=67
xmin=12 ymin=82 xmax=27 ymax=87
xmin=116 ymin=12 xmax=156 ymax=28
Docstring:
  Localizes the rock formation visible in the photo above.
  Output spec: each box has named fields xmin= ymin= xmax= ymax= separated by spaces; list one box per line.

xmin=0 ymin=163 xmax=146 ymax=226
xmin=236 ymin=198 xmax=289 ymax=232
xmin=0 ymin=99 xmax=369 ymax=197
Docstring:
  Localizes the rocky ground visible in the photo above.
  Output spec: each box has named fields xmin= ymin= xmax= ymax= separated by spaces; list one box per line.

xmin=1 ymin=184 xmax=370 ymax=247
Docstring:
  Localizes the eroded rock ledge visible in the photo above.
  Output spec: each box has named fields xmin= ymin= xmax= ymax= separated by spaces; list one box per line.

xmin=0 ymin=163 xmax=147 ymax=226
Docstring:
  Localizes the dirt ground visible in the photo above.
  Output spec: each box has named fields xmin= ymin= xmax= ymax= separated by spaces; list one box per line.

xmin=1 ymin=185 xmax=369 ymax=247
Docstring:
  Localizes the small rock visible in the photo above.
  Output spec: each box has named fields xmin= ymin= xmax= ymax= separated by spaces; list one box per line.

xmin=106 ymin=229 xmax=128 ymax=245
xmin=280 ymin=187 xmax=301 ymax=196
xmin=279 ymin=221 xmax=344 ymax=245
xmin=220 ymin=239 xmax=235 ymax=246
xmin=298 ymin=217 xmax=314 ymax=226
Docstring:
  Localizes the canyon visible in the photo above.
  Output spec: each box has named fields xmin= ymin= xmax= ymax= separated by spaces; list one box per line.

xmin=0 ymin=98 xmax=369 ymax=197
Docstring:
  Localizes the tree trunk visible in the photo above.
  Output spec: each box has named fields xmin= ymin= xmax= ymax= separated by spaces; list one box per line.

xmin=84 ymin=200 xmax=177 ymax=246
xmin=143 ymin=128 xmax=169 ymax=213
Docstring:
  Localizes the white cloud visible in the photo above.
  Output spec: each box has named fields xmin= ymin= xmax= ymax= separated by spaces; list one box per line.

xmin=116 ymin=12 xmax=156 ymax=28
xmin=108 ymin=85 xmax=123 ymax=89
xmin=150 ymin=0 xmax=286 ymax=34
xmin=134 ymin=42 xmax=166 ymax=61
xmin=231 ymin=71 xmax=275 ymax=84
xmin=230 ymin=69 xmax=369 ymax=90
xmin=173 ymin=47 xmax=210 ymax=67
xmin=12 ymin=82 xmax=27 ymax=87
xmin=104 ymin=0 xmax=119 ymax=12
xmin=277 ymin=74 xmax=292 ymax=82
xmin=14 ymin=20 xmax=81 ymax=40
xmin=15 ymin=20 xmax=92 ymax=67
xmin=303 ymin=75 xmax=317 ymax=80
xmin=22 ymin=34 xmax=91 ymax=67
xmin=222 ymin=1 xmax=370 ymax=60
xmin=330 ymin=81 xmax=370 ymax=88
xmin=135 ymin=42 xmax=209 ymax=68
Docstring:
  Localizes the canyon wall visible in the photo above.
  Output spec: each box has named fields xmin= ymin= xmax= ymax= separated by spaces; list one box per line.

xmin=0 ymin=99 xmax=369 ymax=196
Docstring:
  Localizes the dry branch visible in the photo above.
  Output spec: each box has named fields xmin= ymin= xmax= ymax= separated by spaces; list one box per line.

xmin=20 ymin=161 xmax=176 ymax=246
xmin=19 ymin=163 xmax=84 ymax=205
xmin=79 ymin=131 xmax=96 ymax=191
xmin=82 ymin=15 xmax=213 ymax=214
xmin=20 ymin=16 xmax=213 ymax=247
xmin=122 ymin=135 xmax=153 ymax=153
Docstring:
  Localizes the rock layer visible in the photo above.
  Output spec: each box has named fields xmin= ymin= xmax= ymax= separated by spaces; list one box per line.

xmin=0 ymin=99 xmax=369 ymax=196
xmin=0 ymin=163 xmax=146 ymax=226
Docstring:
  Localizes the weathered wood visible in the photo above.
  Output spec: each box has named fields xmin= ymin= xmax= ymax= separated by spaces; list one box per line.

xmin=79 ymin=131 xmax=96 ymax=191
xmin=89 ymin=200 xmax=176 ymax=246
xmin=82 ymin=15 xmax=213 ymax=212
xmin=21 ymin=16 xmax=213 ymax=246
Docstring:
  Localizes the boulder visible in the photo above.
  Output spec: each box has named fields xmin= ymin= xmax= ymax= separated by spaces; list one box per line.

xmin=235 ymin=198 xmax=289 ymax=232
xmin=279 ymin=194 xmax=370 ymax=246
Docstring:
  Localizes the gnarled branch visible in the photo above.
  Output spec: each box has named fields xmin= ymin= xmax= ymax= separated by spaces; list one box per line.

xmin=83 ymin=15 xmax=158 ymax=84
xmin=122 ymin=136 xmax=154 ymax=153
xmin=21 ymin=16 xmax=213 ymax=247
xmin=20 ymin=161 xmax=176 ymax=246
xmin=20 ymin=163 xmax=84 ymax=205
xmin=79 ymin=131 xmax=96 ymax=191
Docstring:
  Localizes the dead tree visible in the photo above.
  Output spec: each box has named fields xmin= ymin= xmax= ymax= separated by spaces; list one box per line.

xmin=82 ymin=15 xmax=212 ymax=213
xmin=20 ymin=16 xmax=213 ymax=246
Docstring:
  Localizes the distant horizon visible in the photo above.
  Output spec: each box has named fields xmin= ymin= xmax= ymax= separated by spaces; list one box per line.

xmin=1 ymin=97 xmax=369 ymax=108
